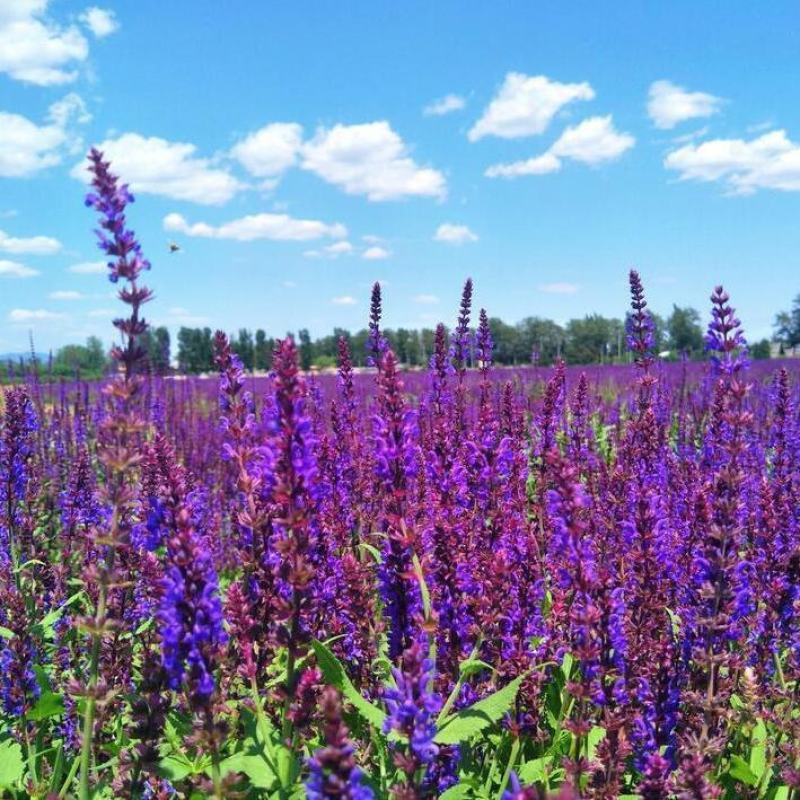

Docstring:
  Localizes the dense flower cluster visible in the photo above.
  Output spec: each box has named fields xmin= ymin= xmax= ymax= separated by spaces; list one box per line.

xmin=1 ymin=152 xmax=799 ymax=799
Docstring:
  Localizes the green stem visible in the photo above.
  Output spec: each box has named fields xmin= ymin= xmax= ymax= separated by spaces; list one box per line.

xmin=59 ymin=754 xmax=82 ymax=799
xmin=496 ymin=738 xmax=521 ymax=800
xmin=78 ymin=542 xmax=115 ymax=800
xmin=249 ymin=677 xmax=280 ymax=782
xmin=437 ymin=636 xmax=484 ymax=725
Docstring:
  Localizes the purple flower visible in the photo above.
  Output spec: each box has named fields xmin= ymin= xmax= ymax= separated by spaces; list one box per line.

xmin=705 ymin=285 xmax=748 ymax=374
xmin=306 ymin=687 xmax=374 ymax=800
xmin=383 ymin=641 xmax=441 ymax=775
xmin=159 ymin=507 xmax=226 ymax=708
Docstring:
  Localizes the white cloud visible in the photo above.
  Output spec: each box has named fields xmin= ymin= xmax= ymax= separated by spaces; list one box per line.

xmin=424 ymin=94 xmax=466 ymax=116
xmin=0 ymin=229 xmax=61 ymax=255
xmin=0 ymin=94 xmax=90 ymax=177
xmin=0 ymin=0 xmax=89 ymax=85
xmin=9 ymin=308 xmax=65 ymax=322
xmin=49 ymin=290 xmax=84 ymax=300
xmin=87 ymin=308 xmax=114 ymax=318
xmin=485 ymin=152 xmax=561 ymax=178
xmin=664 ymin=129 xmax=800 ymax=194
xmin=164 ymin=211 xmax=347 ymax=241
xmin=282 ymin=280 xmax=297 ymax=288
xmin=302 ymin=121 xmax=446 ymax=201
xmin=231 ymin=122 xmax=303 ymax=178
xmin=539 ymin=282 xmax=580 ymax=294
xmin=434 ymin=223 xmax=478 ymax=244
xmin=79 ymin=7 xmax=118 ymax=38
xmin=72 ymin=134 xmax=243 ymax=204
xmin=48 ymin=92 xmax=91 ymax=128
xmin=362 ymin=246 xmax=390 ymax=260
xmin=647 ymin=80 xmax=723 ymax=130
xmin=303 ymin=241 xmax=353 ymax=259
xmin=550 ymin=115 xmax=635 ymax=164
xmin=413 ymin=293 xmax=439 ymax=304
xmin=331 ymin=295 xmax=357 ymax=306
xmin=0 ymin=259 xmax=39 ymax=278
xmin=469 ymin=73 xmax=594 ymax=141
xmin=0 ymin=111 xmax=65 ymax=177
xmin=486 ymin=116 xmax=634 ymax=179
xmin=69 ymin=260 xmax=106 ymax=274
xmin=324 ymin=240 xmax=353 ymax=255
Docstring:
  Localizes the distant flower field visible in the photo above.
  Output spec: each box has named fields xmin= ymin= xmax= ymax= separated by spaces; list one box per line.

xmin=0 ymin=152 xmax=799 ymax=800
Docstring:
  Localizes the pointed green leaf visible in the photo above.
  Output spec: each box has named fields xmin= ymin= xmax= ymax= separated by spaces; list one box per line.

xmin=312 ymin=639 xmax=386 ymax=729
xmin=729 ymin=754 xmax=759 ymax=786
xmin=0 ymin=739 xmax=24 ymax=788
xmin=435 ymin=674 xmax=525 ymax=745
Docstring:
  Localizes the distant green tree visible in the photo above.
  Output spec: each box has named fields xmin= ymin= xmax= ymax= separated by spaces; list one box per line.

xmin=298 ymin=329 xmax=313 ymax=371
xmin=516 ymin=317 xmax=566 ymax=365
xmin=750 ymin=339 xmax=772 ymax=360
xmin=667 ymin=305 xmax=704 ymax=357
xmin=773 ymin=295 xmax=800 ymax=354
xmin=565 ymin=315 xmax=620 ymax=364
xmin=236 ymin=328 xmax=255 ymax=371
xmin=52 ymin=337 xmax=109 ymax=376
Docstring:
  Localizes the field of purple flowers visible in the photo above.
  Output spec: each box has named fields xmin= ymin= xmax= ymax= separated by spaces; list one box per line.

xmin=1 ymin=150 xmax=799 ymax=800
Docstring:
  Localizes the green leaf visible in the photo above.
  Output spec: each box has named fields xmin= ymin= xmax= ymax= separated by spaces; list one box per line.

xmin=517 ymin=756 xmax=548 ymax=784
xmin=587 ymin=726 xmax=606 ymax=761
xmin=311 ymin=639 xmax=386 ymax=729
xmin=729 ymin=754 xmax=759 ymax=787
xmin=358 ymin=542 xmax=382 ymax=563
xmin=435 ymin=674 xmax=525 ymax=745
xmin=160 ymin=753 xmax=198 ymax=781
xmin=560 ymin=653 xmax=574 ymax=682
xmin=219 ymin=752 xmax=276 ymax=789
xmin=32 ymin=590 xmax=85 ymax=640
xmin=459 ymin=658 xmax=492 ymax=679
xmin=439 ymin=784 xmax=473 ymax=799
xmin=28 ymin=690 xmax=64 ymax=721
xmin=0 ymin=739 xmax=25 ymax=788
xmin=0 ymin=626 xmax=13 ymax=640
xmin=751 ymin=719 xmax=768 ymax=781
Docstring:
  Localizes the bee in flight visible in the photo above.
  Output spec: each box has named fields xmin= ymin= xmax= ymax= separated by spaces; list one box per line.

xmin=167 ymin=241 xmax=181 ymax=254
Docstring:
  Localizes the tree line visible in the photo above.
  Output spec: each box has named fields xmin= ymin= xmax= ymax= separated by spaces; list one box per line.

xmin=171 ymin=304 xmax=772 ymax=374
xmin=3 ymin=299 xmax=781 ymax=382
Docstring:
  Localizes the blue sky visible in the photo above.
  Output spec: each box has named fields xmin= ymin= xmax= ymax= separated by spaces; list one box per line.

xmin=1 ymin=1 xmax=799 ymax=353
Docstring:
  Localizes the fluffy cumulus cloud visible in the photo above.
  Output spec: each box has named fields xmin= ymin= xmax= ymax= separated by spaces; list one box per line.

xmin=413 ymin=294 xmax=439 ymax=304
xmin=230 ymin=122 xmax=303 ymax=179
xmin=0 ymin=94 xmax=89 ymax=178
xmin=72 ymin=134 xmax=243 ymax=204
xmin=647 ymin=80 xmax=723 ymax=130
xmin=0 ymin=229 xmax=61 ymax=255
xmin=434 ymin=223 xmax=478 ymax=244
xmin=469 ymin=73 xmax=595 ymax=141
xmin=664 ymin=129 xmax=800 ymax=194
xmin=331 ymin=295 xmax=357 ymax=306
xmin=362 ymin=245 xmax=390 ymax=260
xmin=164 ymin=211 xmax=347 ymax=241
xmin=301 ymin=122 xmax=446 ymax=201
xmin=424 ymin=94 xmax=466 ymax=116
xmin=486 ymin=116 xmax=634 ymax=178
xmin=550 ymin=115 xmax=635 ymax=164
xmin=0 ymin=0 xmax=89 ymax=85
xmin=0 ymin=259 xmax=39 ymax=278
xmin=79 ymin=7 xmax=118 ymax=38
